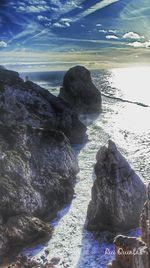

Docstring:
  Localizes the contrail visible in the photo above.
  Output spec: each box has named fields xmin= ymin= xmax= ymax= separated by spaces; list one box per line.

xmin=75 ymin=0 xmax=120 ymax=20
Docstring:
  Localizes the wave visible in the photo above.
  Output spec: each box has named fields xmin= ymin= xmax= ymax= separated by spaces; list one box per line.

xmin=101 ymin=93 xmax=150 ymax=108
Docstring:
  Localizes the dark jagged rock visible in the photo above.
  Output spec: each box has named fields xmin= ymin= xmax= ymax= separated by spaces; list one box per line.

xmin=87 ymin=140 xmax=146 ymax=232
xmin=0 ymin=216 xmax=52 ymax=257
xmin=5 ymin=215 xmax=52 ymax=246
xmin=0 ymin=125 xmax=79 ymax=258
xmin=59 ymin=66 xmax=102 ymax=114
xmin=0 ymin=68 xmax=87 ymax=144
xmin=0 ymin=125 xmax=78 ymax=222
xmin=108 ymin=183 xmax=150 ymax=268
xmin=0 ymin=67 xmax=82 ymax=259
xmin=0 ymin=230 xmax=9 ymax=257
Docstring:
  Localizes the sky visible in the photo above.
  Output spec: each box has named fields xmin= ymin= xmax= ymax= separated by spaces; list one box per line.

xmin=0 ymin=0 xmax=150 ymax=71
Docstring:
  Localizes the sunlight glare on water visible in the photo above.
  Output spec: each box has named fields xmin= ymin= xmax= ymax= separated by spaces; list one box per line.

xmin=110 ymin=67 xmax=150 ymax=105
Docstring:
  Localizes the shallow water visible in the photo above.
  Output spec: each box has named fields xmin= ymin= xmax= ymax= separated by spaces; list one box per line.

xmin=22 ymin=67 xmax=150 ymax=267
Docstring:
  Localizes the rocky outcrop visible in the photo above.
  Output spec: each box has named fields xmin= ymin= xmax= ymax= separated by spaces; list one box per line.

xmin=0 ymin=67 xmax=87 ymax=144
xmin=108 ymin=183 xmax=150 ymax=268
xmin=87 ymin=140 xmax=146 ymax=232
xmin=5 ymin=215 xmax=52 ymax=246
xmin=0 ymin=125 xmax=78 ymax=257
xmin=0 ymin=67 xmax=82 ymax=258
xmin=59 ymin=66 xmax=102 ymax=114
xmin=0 ymin=124 xmax=78 ymax=220
xmin=0 ymin=216 xmax=52 ymax=257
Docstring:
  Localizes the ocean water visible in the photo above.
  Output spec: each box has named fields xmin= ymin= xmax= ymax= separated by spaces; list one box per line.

xmin=21 ymin=67 xmax=150 ymax=268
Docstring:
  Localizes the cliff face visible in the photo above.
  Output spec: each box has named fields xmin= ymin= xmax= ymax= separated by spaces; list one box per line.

xmin=0 ymin=67 xmax=81 ymax=257
xmin=108 ymin=183 xmax=150 ymax=268
xmin=0 ymin=126 xmax=79 ymax=221
xmin=87 ymin=140 xmax=146 ymax=232
xmin=0 ymin=125 xmax=79 ymax=256
xmin=59 ymin=65 xmax=102 ymax=114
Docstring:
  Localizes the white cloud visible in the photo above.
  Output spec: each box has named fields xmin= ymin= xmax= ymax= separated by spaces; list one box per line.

xmin=37 ymin=15 xmax=51 ymax=22
xmin=106 ymin=35 xmax=119 ymax=40
xmin=108 ymin=29 xmax=117 ymax=33
xmin=96 ymin=23 xmax=102 ymax=27
xmin=18 ymin=4 xmax=50 ymax=13
xmin=53 ymin=18 xmax=71 ymax=28
xmin=99 ymin=30 xmax=107 ymax=33
xmin=128 ymin=41 xmax=150 ymax=48
xmin=123 ymin=32 xmax=144 ymax=40
xmin=0 ymin=41 xmax=7 ymax=48
xmin=61 ymin=18 xmax=72 ymax=23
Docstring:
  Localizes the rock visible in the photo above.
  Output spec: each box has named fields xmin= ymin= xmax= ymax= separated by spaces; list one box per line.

xmin=50 ymin=257 xmax=60 ymax=265
xmin=0 ymin=66 xmax=84 ymax=259
xmin=45 ymin=249 xmax=50 ymax=255
xmin=108 ymin=183 xmax=150 ymax=268
xmin=0 ymin=67 xmax=87 ymax=144
xmin=59 ymin=66 xmax=102 ymax=114
xmin=0 ymin=125 xmax=78 ymax=221
xmin=0 ymin=125 xmax=79 ymax=257
xmin=5 ymin=215 xmax=52 ymax=246
xmin=0 ymin=215 xmax=52 ymax=258
xmin=141 ymin=183 xmax=150 ymax=247
xmin=87 ymin=140 xmax=146 ymax=232
xmin=108 ymin=235 xmax=149 ymax=268
xmin=6 ymin=254 xmax=55 ymax=268
xmin=0 ymin=228 xmax=9 ymax=256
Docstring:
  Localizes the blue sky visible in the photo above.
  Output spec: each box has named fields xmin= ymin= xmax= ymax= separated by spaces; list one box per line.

xmin=0 ymin=0 xmax=150 ymax=70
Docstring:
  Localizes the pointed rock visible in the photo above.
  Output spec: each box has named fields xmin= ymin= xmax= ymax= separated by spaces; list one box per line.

xmin=87 ymin=140 xmax=146 ymax=232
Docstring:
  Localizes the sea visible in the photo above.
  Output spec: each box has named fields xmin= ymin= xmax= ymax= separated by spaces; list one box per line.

xmin=19 ymin=66 xmax=150 ymax=268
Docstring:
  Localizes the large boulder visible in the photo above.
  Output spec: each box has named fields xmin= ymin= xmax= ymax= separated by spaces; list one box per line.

xmin=87 ymin=140 xmax=146 ymax=232
xmin=59 ymin=66 xmax=102 ymax=114
xmin=0 ymin=67 xmax=87 ymax=144
xmin=108 ymin=183 xmax=150 ymax=268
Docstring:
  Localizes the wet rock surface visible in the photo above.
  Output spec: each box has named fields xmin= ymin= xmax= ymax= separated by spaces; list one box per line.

xmin=59 ymin=66 xmax=102 ymax=114
xmin=108 ymin=183 xmax=150 ymax=268
xmin=87 ymin=140 xmax=146 ymax=232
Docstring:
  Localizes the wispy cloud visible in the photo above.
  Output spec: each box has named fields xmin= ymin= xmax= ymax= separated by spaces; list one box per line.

xmin=0 ymin=41 xmax=7 ymax=48
xmin=1 ymin=0 xmax=150 ymax=60
xmin=75 ymin=0 xmax=120 ymax=21
xmin=106 ymin=35 xmax=119 ymax=40
xmin=53 ymin=18 xmax=72 ymax=28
